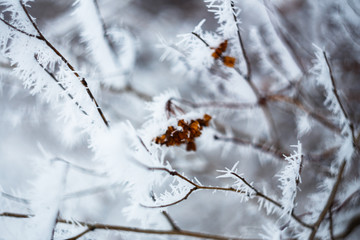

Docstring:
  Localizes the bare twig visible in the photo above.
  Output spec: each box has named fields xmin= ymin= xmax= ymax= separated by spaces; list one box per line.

xmin=66 ymin=226 xmax=95 ymax=240
xmin=267 ymin=94 xmax=342 ymax=135
xmin=0 ymin=211 xmax=248 ymax=240
xmin=105 ymin=84 xmax=152 ymax=101
xmin=329 ymin=204 xmax=335 ymax=240
xmin=214 ymin=135 xmax=285 ymax=160
xmin=0 ymin=212 xmax=32 ymax=218
xmin=171 ymin=98 xmax=256 ymax=110
xmin=162 ymin=211 xmax=181 ymax=231
xmin=59 ymin=218 xmax=248 ymax=240
xmin=191 ymin=32 xmax=210 ymax=47
xmin=231 ymin=1 xmax=251 ymax=81
xmin=309 ymin=160 xmax=346 ymax=239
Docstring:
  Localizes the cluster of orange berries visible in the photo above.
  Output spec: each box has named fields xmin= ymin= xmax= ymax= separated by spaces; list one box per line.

xmin=211 ymin=40 xmax=236 ymax=68
xmin=154 ymin=114 xmax=212 ymax=151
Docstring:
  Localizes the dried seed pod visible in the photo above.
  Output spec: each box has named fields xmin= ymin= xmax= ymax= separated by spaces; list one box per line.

xmin=154 ymin=114 xmax=212 ymax=151
xmin=186 ymin=141 xmax=196 ymax=151
xmin=222 ymin=56 xmax=236 ymax=68
xmin=212 ymin=40 xmax=228 ymax=59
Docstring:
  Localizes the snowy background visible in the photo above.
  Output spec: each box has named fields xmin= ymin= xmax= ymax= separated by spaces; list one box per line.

xmin=0 ymin=0 xmax=359 ymax=239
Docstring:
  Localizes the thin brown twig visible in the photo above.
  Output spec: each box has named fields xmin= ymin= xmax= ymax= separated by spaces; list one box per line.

xmin=66 ymin=226 xmax=95 ymax=240
xmin=0 ymin=212 xmax=32 ymax=218
xmin=0 ymin=212 xmax=249 ymax=240
xmin=267 ymin=94 xmax=342 ymax=134
xmin=161 ymin=211 xmax=181 ymax=231
xmin=229 ymin=171 xmax=312 ymax=229
xmin=18 ymin=1 xmax=109 ymax=127
xmin=309 ymin=160 xmax=346 ymax=239
xmin=171 ymin=97 xmax=256 ymax=110
xmin=329 ymin=204 xmax=335 ymax=240
xmin=191 ymin=32 xmax=210 ymax=47
xmin=214 ymin=135 xmax=285 ymax=160
xmin=105 ymin=84 xmax=152 ymax=101
xmin=231 ymin=1 xmax=251 ymax=81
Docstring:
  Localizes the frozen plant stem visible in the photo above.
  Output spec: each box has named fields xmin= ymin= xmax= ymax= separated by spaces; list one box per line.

xmin=145 ymin=166 xmax=312 ymax=229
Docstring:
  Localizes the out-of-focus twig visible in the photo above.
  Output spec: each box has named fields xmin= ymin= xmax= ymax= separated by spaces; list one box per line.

xmin=309 ymin=160 xmax=346 ymax=239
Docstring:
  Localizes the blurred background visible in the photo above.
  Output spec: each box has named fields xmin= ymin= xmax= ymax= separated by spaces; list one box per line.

xmin=0 ymin=0 xmax=359 ymax=239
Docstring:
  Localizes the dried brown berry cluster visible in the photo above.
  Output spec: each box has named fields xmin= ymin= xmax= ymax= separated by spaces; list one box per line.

xmin=211 ymin=40 xmax=236 ymax=68
xmin=154 ymin=114 xmax=212 ymax=151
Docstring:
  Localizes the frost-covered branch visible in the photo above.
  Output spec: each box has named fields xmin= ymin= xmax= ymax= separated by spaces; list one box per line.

xmin=146 ymin=164 xmax=312 ymax=229
xmin=277 ymin=142 xmax=303 ymax=220
xmin=323 ymin=51 xmax=356 ymax=144
xmin=23 ymin=1 xmax=109 ymax=127
xmin=216 ymin=160 xmax=312 ymax=229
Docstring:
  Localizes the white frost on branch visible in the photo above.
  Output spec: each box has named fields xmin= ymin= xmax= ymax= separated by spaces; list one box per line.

xmin=0 ymin=1 xmax=108 ymax=133
xmin=277 ymin=141 xmax=302 ymax=219
xmin=151 ymin=176 xmax=193 ymax=208
xmin=204 ymin=0 xmax=239 ymax=39
xmin=311 ymin=45 xmax=354 ymax=163
xmin=217 ymin=161 xmax=256 ymax=202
